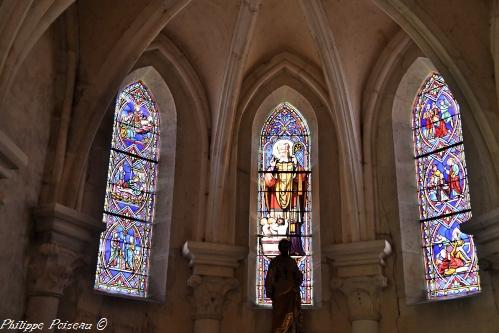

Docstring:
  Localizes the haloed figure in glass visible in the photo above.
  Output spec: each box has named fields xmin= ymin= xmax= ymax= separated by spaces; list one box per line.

xmin=265 ymin=239 xmax=303 ymax=333
xmin=264 ymin=139 xmax=306 ymax=256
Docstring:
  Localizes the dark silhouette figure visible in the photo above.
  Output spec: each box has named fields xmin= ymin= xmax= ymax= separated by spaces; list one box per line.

xmin=265 ymin=239 xmax=303 ymax=333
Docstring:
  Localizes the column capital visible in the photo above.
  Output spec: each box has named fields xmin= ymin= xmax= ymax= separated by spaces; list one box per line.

xmin=187 ymin=275 xmax=239 ymax=320
xmin=332 ymin=275 xmax=387 ymax=321
xmin=461 ymin=207 xmax=499 ymax=269
xmin=182 ymin=241 xmax=247 ymax=278
xmin=324 ymin=239 xmax=391 ymax=278
xmin=28 ymin=243 xmax=82 ymax=297
xmin=325 ymin=240 xmax=391 ymax=323
xmin=33 ymin=203 xmax=103 ymax=253
xmin=183 ymin=241 xmax=247 ymax=325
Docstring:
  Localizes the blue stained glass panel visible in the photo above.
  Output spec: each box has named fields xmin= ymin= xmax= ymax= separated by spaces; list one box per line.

xmin=95 ymin=81 xmax=160 ymax=298
xmin=104 ymin=151 xmax=157 ymax=223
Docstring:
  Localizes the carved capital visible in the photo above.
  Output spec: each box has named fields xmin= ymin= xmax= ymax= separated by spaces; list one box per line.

xmin=28 ymin=243 xmax=82 ymax=297
xmin=187 ymin=275 xmax=239 ymax=320
xmin=332 ymin=275 xmax=387 ymax=321
xmin=326 ymin=240 xmax=391 ymax=322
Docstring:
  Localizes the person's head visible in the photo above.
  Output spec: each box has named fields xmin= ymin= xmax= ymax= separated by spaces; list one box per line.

xmin=277 ymin=142 xmax=290 ymax=159
xmin=276 ymin=217 xmax=285 ymax=225
xmin=278 ymin=238 xmax=291 ymax=255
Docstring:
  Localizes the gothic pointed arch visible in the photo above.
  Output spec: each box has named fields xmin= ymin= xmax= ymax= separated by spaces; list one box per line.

xmin=94 ymin=67 xmax=176 ymax=301
xmin=392 ymin=58 xmax=481 ymax=302
xmin=412 ymin=72 xmax=480 ymax=299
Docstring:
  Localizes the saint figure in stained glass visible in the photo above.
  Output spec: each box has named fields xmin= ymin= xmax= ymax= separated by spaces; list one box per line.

xmin=257 ymin=102 xmax=313 ymax=306
xmin=412 ymin=73 xmax=480 ymax=300
xmin=95 ymin=81 xmax=160 ymax=298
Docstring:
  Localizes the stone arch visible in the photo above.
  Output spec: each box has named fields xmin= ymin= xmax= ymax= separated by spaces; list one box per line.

xmin=373 ymin=0 xmax=499 ymax=196
xmin=235 ymin=65 xmax=340 ymax=310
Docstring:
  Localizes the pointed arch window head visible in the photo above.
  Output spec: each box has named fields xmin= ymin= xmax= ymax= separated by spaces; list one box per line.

xmin=95 ymin=81 xmax=160 ymax=298
xmin=257 ymin=102 xmax=313 ymax=306
xmin=412 ymin=73 xmax=480 ymax=300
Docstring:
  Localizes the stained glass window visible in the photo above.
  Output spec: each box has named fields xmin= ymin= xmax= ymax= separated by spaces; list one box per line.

xmin=412 ymin=73 xmax=480 ymax=300
xmin=95 ymin=81 xmax=160 ymax=297
xmin=256 ymin=102 xmax=313 ymax=306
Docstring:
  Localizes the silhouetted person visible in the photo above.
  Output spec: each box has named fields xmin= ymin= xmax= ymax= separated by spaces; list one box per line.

xmin=265 ymin=238 xmax=303 ymax=333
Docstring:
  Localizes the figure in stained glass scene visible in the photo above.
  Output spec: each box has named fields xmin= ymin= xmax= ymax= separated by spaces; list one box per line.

xmin=423 ymin=104 xmax=434 ymax=139
xmin=435 ymin=227 xmax=471 ymax=276
xmin=428 ymin=164 xmax=448 ymax=202
xmin=432 ymin=103 xmax=448 ymax=138
xmin=112 ymin=159 xmax=147 ymax=205
xmin=124 ymin=229 xmax=136 ymax=271
xmin=264 ymin=140 xmax=306 ymax=256
xmin=265 ymin=239 xmax=303 ymax=333
xmin=108 ymin=226 xmax=125 ymax=269
xmin=439 ymin=99 xmax=453 ymax=131
xmin=446 ymin=158 xmax=462 ymax=199
xmin=120 ymin=104 xmax=154 ymax=150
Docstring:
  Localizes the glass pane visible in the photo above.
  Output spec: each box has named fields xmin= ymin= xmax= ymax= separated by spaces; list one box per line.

xmin=95 ymin=81 xmax=160 ymax=298
xmin=412 ymin=73 xmax=480 ymax=301
xmin=415 ymin=144 xmax=470 ymax=220
xmin=112 ymin=122 xmax=159 ymax=161
xmin=257 ymin=102 xmax=313 ymax=306
xmin=104 ymin=150 xmax=157 ymax=222
xmin=95 ymin=215 xmax=152 ymax=297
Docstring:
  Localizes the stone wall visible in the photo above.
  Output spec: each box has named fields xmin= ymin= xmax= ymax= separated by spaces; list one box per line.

xmin=0 ymin=24 xmax=63 ymax=318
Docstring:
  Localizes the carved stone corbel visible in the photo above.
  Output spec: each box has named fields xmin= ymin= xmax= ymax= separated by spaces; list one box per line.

xmin=28 ymin=243 xmax=82 ymax=297
xmin=25 ymin=243 xmax=83 ymax=325
xmin=183 ymin=241 xmax=247 ymax=333
xmin=332 ymin=275 xmax=387 ymax=322
xmin=187 ymin=275 xmax=239 ymax=321
xmin=24 ymin=203 xmax=102 ymax=328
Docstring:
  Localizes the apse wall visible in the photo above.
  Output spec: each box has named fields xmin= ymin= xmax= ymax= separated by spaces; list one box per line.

xmin=0 ymin=23 xmax=64 ymax=318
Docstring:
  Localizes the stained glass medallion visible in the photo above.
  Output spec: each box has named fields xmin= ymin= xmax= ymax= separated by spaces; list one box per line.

xmin=412 ymin=73 xmax=480 ymax=300
xmin=256 ymin=102 xmax=313 ymax=306
xmin=95 ymin=81 xmax=160 ymax=297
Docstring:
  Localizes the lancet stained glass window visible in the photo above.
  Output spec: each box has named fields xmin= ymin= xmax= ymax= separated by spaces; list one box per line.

xmin=257 ymin=102 xmax=313 ymax=305
xmin=412 ymin=73 xmax=480 ymax=300
xmin=95 ymin=81 xmax=160 ymax=297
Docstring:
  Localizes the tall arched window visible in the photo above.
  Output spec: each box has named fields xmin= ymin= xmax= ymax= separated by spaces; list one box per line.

xmin=95 ymin=81 xmax=160 ymax=297
xmin=412 ymin=73 xmax=480 ymax=300
xmin=256 ymin=102 xmax=313 ymax=306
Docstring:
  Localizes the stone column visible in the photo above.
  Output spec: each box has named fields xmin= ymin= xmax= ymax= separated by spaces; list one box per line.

xmin=25 ymin=203 xmax=101 ymax=330
xmin=183 ymin=241 xmax=247 ymax=333
xmin=325 ymin=239 xmax=391 ymax=333
xmin=461 ymin=207 xmax=499 ymax=269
